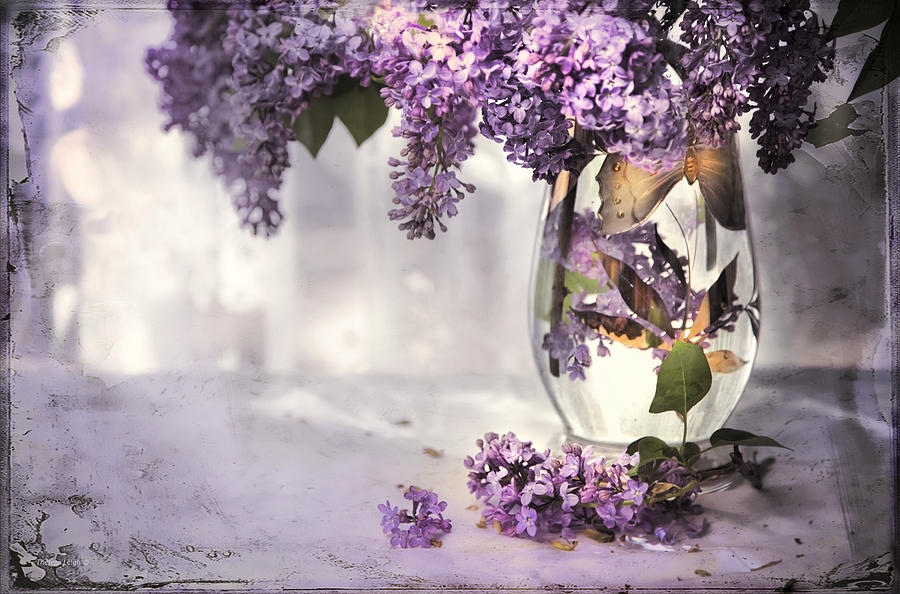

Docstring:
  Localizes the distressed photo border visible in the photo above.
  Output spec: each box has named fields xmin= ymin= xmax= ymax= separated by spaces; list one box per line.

xmin=1 ymin=1 xmax=898 ymax=592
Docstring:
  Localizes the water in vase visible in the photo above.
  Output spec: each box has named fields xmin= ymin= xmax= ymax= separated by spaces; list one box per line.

xmin=529 ymin=146 xmax=760 ymax=449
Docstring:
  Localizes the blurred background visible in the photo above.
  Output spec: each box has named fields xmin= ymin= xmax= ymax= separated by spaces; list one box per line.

xmin=9 ymin=8 xmax=545 ymax=379
xmin=7 ymin=7 xmax=891 ymax=380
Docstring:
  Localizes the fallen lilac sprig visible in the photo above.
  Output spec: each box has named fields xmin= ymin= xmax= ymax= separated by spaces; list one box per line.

xmin=460 ymin=351 xmax=788 ymax=548
xmin=378 ymin=486 xmax=452 ymax=548
xmin=464 ymin=432 xmax=706 ymax=547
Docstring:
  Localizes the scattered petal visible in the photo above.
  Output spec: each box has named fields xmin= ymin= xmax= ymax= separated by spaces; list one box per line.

xmin=584 ymin=528 xmax=615 ymax=543
xmin=550 ymin=539 xmax=579 ymax=551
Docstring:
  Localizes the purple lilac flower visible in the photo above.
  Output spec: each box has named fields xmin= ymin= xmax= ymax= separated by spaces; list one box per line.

xmin=543 ymin=310 xmax=615 ymax=383
xmin=598 ymin=500 xmax=635 ymax=530
xmin=147 ymin=0 xmax=375 ymax=235
xmin=425 ymin=1 xmax=584 ymax=182
xmin=630 ymin=459 xmax=707 ymax=543
xmin=680 ymin=0 xmax=834 ymax=172
xmin=149 ymin=0 xmax=835 ymax=241
xmin=542 ymin=320 xmax=576 ymax=363
xmin=559 ymin=481 xmax=580 ymax=511
xmin=680 ymin=0 xmax=763 ymax=147
xmin=560 ymin=442 xmax=589 ymax=478
xmin=467 ymin=432 xmax=704 ymax=545
xmin=220 ymin=7 xmax=298 ymax=232
xmin=515 ymin=506 xmax=538 ymax=536
xmin=617 ymin=451 xmax=640 ymax=467
xmin=378 ymin=486 xmax=452 ymax=548
xmin=378 ymin=500 xmax=401 ymax=534
xmin=519 ymin=3 xmax=688 ymax=171
xmin=745 ymin=2 xmax=833 ymax=173
xmin=464 ymin=432 xmax=550 ymax=502
xmin=480 ymin=79 xmax=583 ymax=181
xmin=476 ymin=2 xmax=582 ymax=182
xmin=369 ymin=3 xmax=481 ymax=239
xmin=146 ymin=0 xmax=285 ymax=235
xmin=389 ymin=528 xmax=409 ymax=547
xmin=222 ymin=3 xmax=376 ymax=228
xmin=623 ymin=479 xmax=650 ymax=505
xmin=404 ymin=485 xmax=430 ymax=503
xmin=567 ymin=344 xmax=591 ymax=381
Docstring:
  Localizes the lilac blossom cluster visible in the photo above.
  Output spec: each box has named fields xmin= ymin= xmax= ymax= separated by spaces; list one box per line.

xmin=464 ymin=432 xmax=706 ymax=545
xmin=680 ymin=0 xmax=834 ymax=171
xmin=520 ymin=2 xmax=689 ymax=171
xmin=369 ymin=4 xmax=481 ymax=239
xmin=145 ymin=1 xmax=277 ymax=231
xmin=148 ymin=0 xmax=834 ymax=238
xmin=475 ymin=2 xmax=583 ymax=181
xmin=378 ymin=486 xmax=452 ymax=548
xmin=543 ymin=311 xmax=610 ymax=381
xmin=223 ymin=1 xmax=376 ymax=209
xmin=745 ymin=2 xmax=834 ymax=173
xmin=680 ymin=0 xmax=763 ymax=147
xmin=147 ymin=0 xmax=374 ymax=234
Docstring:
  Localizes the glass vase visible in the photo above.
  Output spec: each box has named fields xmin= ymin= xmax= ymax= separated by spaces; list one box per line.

xmin=529 ymin=137 xmax=760 ymax=451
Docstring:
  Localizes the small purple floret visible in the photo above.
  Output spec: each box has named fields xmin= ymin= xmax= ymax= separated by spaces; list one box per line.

xmin=378 ymin=486 xmax=452 ymax=549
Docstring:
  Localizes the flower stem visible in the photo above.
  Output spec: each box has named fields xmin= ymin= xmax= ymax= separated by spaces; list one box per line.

xmin=665 ymin=203 xmax=693 ymax=337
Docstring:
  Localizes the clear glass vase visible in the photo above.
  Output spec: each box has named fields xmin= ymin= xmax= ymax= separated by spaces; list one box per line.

xmin=529 ymin=138 xmax=760 ymax=451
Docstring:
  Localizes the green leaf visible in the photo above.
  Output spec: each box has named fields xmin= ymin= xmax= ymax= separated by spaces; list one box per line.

xmin=644 ymin=304 xmax=669 ymax=349
xmin=709 ymin=428 xmax=790 ymax=450
xmin=334 ymin=83 xmax=389 ymax=147
xmin=656 ymin=39 xmax=688 ymax=81
xmin=654 ymin=227 xmax=686 ymax=290
xmin=626 ymin=436 xmax=679 ymax=469
xmin=533 ymin=259 xmax=555 ymax=322
xmin=292 ymin=96 xmax=335 ymax=157
xmin=627 ymin=435 xmax=665 ymax=455
xmin=564 ymin=270 xmax=600 ymax=294
xmin=848 ymin=9 xmax=900 ymax=101
xmin=826 ymin=0 xmax=894 ymax=40
xmin=649 ymin=341 xmax=712 ymax=416
xmin=680 ymin=441 xmax=701 ymax=467
xmin=561 ymin=293 xmax=573 ymax=321
xmin=593 ymin=250 xmax=675 ymax=340
xmin=805 ymin=103 xmax=869 ymax=148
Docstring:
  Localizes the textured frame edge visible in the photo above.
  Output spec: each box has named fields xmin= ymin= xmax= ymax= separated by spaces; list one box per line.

xmin=1 ymin=2 xmax=14 ymax=593
xmin=0 ymin=2 xmax=897 ymax=593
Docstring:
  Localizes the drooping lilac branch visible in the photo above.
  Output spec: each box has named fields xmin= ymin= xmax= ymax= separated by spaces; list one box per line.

xmin=147 ymin=0 xmax=835 ymax=237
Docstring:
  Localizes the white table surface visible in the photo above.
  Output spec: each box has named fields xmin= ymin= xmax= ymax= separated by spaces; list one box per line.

xmin=9 ymin=356 xmax=894 ymax=592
